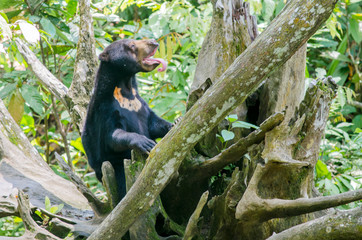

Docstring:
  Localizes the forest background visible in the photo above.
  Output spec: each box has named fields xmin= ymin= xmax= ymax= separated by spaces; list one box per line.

xmin=0 ymin=0 xmax=361 ymax=236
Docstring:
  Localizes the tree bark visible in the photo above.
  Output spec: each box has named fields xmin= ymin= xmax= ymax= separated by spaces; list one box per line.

xmin=68 ymin=0 xmax=98 ymax=130
xmin=0 ymin=100 xmax=90 ymax=214
xmin=267 ymin=207 xmax=362 ymax=240
xmin=88 ymin=1 xmax=338 ymax=239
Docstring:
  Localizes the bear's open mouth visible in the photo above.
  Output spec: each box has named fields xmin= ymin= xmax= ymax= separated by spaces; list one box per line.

xmin=142 ymin=47 xmax=167 ymax=72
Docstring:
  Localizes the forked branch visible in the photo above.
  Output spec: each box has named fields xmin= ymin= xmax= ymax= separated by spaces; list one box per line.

xmin=54 ymin=153 xmax=109 ymax=216
xmin=15 ymin=38 xmax=68 ymax=107
xmin=195 ymin=112 xmax=284 ymax=176
xmin=236 ymin=165 xmax=362 ymax=223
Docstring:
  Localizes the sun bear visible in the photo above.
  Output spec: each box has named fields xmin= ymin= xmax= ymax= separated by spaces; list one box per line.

xmin=82 ymin=39 xmax=172 ymax=200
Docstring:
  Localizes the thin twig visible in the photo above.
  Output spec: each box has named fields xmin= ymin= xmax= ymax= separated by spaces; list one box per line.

xmin=51 ymin=95 xmax=72 ymax=169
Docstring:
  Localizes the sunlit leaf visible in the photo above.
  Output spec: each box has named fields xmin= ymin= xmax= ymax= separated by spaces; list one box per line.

xmin=316 ymin=160 xmax=331 ymax=179
xmin=18 ymin=20 xmax=40 ymax=44
xmin=321 ymin=51 xmax=351 ymax=63
xmin=0 ymin=82 xmax=17 ymax=99
xmin=8 ymin=89 xmax=24 ymax=124
xmin=349 ymin=18 xmax=362 ymax=44
xmin=166 ymin=36 xmax=172 ymax=62
xmin=226 ymin=114 xmax=238 ymax=123
xmin=40 ymin=18 xmax=56 ymax=37
xmin=45 ymin=196 xmax=51 ymax=211
xmin=221 ymin=130 xmax=235 ymax=142
xmin=337 ymin=87 xmax=346 ymax=108
xmin=0 ymin=13 xmax=12 ymax=39
xmin=71 ymin=138 xmax=85 ymax=154
xmin=232 ymin=121 xmax=259 ymax=129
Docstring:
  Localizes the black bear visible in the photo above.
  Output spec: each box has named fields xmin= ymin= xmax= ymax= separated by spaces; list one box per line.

xmin=82 ymin=39 xmax=172 ymax=200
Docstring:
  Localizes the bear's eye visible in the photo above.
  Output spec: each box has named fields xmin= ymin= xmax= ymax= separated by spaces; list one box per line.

xmin=130 ymin=44 xmax=136 ymax=51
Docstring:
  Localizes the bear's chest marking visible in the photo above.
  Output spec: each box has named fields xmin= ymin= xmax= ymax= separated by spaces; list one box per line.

xmin=113 ymin=87 xmax=142 ymax=112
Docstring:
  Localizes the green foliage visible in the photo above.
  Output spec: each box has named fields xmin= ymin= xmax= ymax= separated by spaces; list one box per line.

xmin=0 ymin=217 xmax=24 ymax=237
xmin=315 ymin=91 xmax=362 ymax=209
xmin=44 ymin=196 xmax=64 ymax=214
xmin=217 ymin=114 xmax=259 ymax=150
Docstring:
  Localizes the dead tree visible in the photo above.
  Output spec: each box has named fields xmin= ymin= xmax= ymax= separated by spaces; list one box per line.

xmin=1 ymin=0 xmax=361 ymax=240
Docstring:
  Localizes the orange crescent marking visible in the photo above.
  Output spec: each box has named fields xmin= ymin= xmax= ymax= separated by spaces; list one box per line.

xmin=113 ymin=87 xmax=142 ymax=112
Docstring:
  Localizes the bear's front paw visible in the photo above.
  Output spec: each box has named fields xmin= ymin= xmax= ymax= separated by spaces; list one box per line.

xmin=130 ymin=136 xmax=156 ymax=154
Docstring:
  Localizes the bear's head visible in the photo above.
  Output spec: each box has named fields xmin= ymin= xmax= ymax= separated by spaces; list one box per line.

xmin=99 ymin=39 xmax=166 ymax=73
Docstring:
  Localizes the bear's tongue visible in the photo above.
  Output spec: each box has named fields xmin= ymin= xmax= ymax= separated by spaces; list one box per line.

xmin=143 ymin=57 xmax=167 ymax=72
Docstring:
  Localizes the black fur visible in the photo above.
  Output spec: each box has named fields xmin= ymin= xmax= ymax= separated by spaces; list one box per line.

xmin=82 ymin=39 xmax=172 ymax=199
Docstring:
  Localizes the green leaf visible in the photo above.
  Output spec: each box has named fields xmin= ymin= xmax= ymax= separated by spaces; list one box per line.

xmin=25 ymin=0 xmax=45 ymax=14
xmin=0 ymin=82 xmax=17 ymax=99
xmin=328 ymin=34 xmax=348 ymax=76
xmin=45 ymin=196 xmax=51 ymax=211
xmin=216 ymin=133 xmax=224 ymax=143
xmin=40 ymin=18 xmax=56 ymax=37
xmin=0 ymin=13 xmax=12 ymax=39
xmin=20 ymin=84 xmax=43 ymax=115
xmin=166 ymin=36 xmax=173 ymax=63
xmin=55 ymin=203 xmax=64 ymax=213
xmin=232 ymin=121 xmax=259 ymax=129
xmin=263 ymin=0 xmax=276 ymax=22
xmin=316 ymin=160 xmax=331 ymax=179
xmin=337 ymin=87 xmax=346 ymax=108
xmin=321 ymin=51 xmax=351 ymax=63
xmin=352 ymin=115 xmax=362 ymax=129
xmin=55 ymin=26 xmax=74 ymax=45
xmin=226 ymin=114 xmax=238 ymax=123
xmin=18 ymin=20 xmax=40 ymax=44
xmin=20 ymin=114 xmax=36 ymax=135
xmin=8 ymin=89 xmax=25 ymax=124
xmin=221 ymin=130 xmax=235 ymax=142
xmin=326 ymin=13 xmax=342 ymax=40
xmin=341 ymin=174 xmax=361 ymax=187
xmin=351 ymin=73 xmax=360 ymax=83
xmin=352 ymin=13 xmax=362 ymax=21
xmin=336 ymin=176 xmax=354 ymax=191
xmin=315 ymin=68 xmax=327 ymax=79
xmin=66 ymin=0 xmax=78 ymax=19
xmin=324 ymin=179 xmax=340 ymax=195
xmin=349 ymin=18 xmax=362 ymax=44
xmin=0 ymin=0 xmax=22 ymax=10
xmin=70 ymin=138 xmax=85 ymax=154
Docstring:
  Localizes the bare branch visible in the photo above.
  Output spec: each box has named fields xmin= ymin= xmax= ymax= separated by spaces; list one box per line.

xmin=15 ymin=38 xmax=68 ymax=107
xmin=236 ymin=164 xmax=362 ymax=222
xmin=195 ymin=112 xmax=284 ymax=176
xmin=88 ymin=1 xmax=338 ymax=239
xmin=183 ymin=191 xmax=209 ymax=240
xmin=17 ymin=190 xmax=61 ymax=240
xmin=267 ymin=207 xmax=362 ymax=240
xmin=350 ymin=100 xmax=362 ymax=109
xmin=51 ymin=95 xmax=72 ymax=169
xmin=54 ymin=153 xmax=109 ymax=216
xmin=101 ymin=161 xmax=120 ymax=209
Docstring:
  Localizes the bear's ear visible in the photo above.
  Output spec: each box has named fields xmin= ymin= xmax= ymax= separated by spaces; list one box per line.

xmin=99 ymin=51 xmax=109 ymax=62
